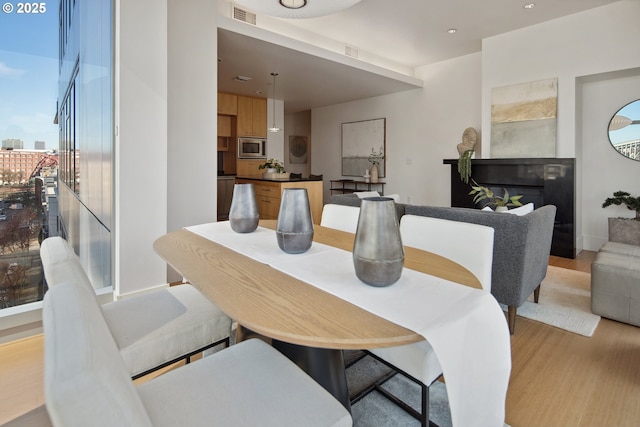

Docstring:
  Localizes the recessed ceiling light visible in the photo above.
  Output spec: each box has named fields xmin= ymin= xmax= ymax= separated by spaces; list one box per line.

xmin=447 ymin=28 xmax=457 ymax=34
xmin=524 ymin=3 xmax=535 ymax=9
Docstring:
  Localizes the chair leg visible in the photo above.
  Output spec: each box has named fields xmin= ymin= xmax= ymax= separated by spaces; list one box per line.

xmin=533 ymin=283 xmax=541 ymax=303
xmin=508 ymin=306 xmax=517 ymax=335
xmin=421 ymin=382 xmax=429 ymax=427
xmin=357 ymin=351 xmax=440 ymax=426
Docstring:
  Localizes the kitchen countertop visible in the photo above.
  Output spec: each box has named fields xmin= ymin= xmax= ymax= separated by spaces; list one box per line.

xmin=235 ymin=176 xmax=322 ymax=183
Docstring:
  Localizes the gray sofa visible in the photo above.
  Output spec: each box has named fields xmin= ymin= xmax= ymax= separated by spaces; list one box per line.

xmin=329 ymin=194 xmax=557 ymax=334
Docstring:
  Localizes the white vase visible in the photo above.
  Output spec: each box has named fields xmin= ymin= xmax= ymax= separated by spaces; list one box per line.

xmin=495 ymin=206 xmax=508 ymax=212
xmin=370 ymin=164 xmax=379 ymax=183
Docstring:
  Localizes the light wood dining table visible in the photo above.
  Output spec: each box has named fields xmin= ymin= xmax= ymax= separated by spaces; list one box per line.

xmin=153 ymin=220 xmax=482 ymax=411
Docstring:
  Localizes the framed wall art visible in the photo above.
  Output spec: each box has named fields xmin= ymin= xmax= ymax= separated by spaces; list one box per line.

xmin=341 ymin=118 xmax=386 ymax=177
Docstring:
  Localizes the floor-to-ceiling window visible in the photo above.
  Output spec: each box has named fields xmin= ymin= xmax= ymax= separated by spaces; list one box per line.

xmin=0 ymin=2 xmax=58 ymax=309
xmin=0 ymin=0 xmax=113 ymax=313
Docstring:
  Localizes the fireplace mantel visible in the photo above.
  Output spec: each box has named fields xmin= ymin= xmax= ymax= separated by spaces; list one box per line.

xmin=443 ymin=158 xmax=575 ymax=258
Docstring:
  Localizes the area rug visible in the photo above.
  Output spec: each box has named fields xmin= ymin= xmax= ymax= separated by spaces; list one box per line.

xmin=502 ymin=265 xmax=600 ymax=337
xmin=346 ymin=351 xmax=511 ymax=427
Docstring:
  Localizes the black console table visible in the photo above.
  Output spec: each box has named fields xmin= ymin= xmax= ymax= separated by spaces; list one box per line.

xmin=330 ymin=179 xmax=385 ymax=195
xmin=443 ymin=158 xmax=575 ymax=258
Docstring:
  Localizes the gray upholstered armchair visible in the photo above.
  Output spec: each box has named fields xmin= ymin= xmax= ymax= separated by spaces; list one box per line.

xmin=328 ymin=194 xmax=557 ymax=333
xmin=404 ymin=204 xmax=557 ymax=334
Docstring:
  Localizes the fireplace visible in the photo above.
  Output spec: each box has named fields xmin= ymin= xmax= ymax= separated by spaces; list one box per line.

xmin=443 ymin=158 xmax=575 ymax=258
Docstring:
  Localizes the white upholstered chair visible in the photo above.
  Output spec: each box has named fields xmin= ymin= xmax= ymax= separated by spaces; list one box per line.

xmin=43 ymin=281 xmax=352 ymax=427
xmin=40 ymin=236 xmax=232 ymax=379
xmin=320 ymin=203 xmax=360 ymax=234
xmin=367 ymin=214 xmax=494 ymax=426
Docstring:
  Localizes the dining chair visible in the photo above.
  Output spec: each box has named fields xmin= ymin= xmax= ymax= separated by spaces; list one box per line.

xmin=320 ymin=203 xmax=360 ymax=233
xmin=365 ymin=214 xmax=494 ymax=426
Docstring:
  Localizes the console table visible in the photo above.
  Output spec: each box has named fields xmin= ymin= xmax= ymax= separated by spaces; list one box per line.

xmin=330 ymin=179 xmax=385 ymax=195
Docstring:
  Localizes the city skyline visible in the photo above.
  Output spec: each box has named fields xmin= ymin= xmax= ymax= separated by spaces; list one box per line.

xmin=0 ymin=3 xmax=58 ymax=150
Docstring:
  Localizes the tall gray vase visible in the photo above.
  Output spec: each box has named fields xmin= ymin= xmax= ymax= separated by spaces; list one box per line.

xmin=353 ymin=197 xmax=404 ymax=287
xmin=276 ymin=188 xmax=314 ymax=254
xmin=229 ymin=183 xmax=259 ymax=233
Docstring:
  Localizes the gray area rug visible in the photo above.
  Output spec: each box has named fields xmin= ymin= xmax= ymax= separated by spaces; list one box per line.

xmin=345 ymin=350 xmax=452 ymax=427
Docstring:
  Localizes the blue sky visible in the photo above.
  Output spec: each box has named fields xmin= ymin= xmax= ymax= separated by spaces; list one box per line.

xmin=0 ymin=3 xmax=58 ymax=150
xmin=609 ymin=100 xmax=640 ymax=145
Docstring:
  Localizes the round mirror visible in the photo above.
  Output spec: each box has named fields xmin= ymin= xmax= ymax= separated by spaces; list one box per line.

xmin=608 ymin=99 xmax=640 ymax=161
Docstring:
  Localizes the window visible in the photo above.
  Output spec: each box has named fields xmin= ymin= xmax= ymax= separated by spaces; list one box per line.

xmin=0 ymin=5 xmax=59 ymax=309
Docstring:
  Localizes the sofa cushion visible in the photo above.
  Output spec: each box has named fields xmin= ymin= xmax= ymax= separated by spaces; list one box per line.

xmin=43 ymin=282 xmax=153 ymax=427
xmin=600 ymin=241 xmax=640 ymax=257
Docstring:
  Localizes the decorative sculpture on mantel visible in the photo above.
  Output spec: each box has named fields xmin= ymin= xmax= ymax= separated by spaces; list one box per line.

xmin=457 ymin=127 xmax=478 ymax=184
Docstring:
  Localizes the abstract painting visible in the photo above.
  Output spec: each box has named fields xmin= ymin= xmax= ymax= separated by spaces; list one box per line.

xmin=342 ymin=118 xmax=386 ymax=177
xmin=289 ymin=135 xmax=308 ymax=164
xmin=491 ymin=78 xmax=558 ymax=158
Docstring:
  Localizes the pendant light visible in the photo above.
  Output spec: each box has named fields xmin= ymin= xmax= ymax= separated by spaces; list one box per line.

xmin=268 ymin=72 xmax=280 ymax=133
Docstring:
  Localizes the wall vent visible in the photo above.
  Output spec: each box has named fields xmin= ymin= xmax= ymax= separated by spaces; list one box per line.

xmin=345 ymin=45 xmax=359 ymax=58
xmin=232 ymin=4 xmax=257 ymax=25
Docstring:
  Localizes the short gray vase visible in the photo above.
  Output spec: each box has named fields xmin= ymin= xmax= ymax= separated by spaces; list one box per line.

xmin=229 ymin=183 xmax=259 ymax=233
xmin=353 ymin=197 xmax=404 ymax=287
xmin=276 ymin=188 xmax=314 ymax=254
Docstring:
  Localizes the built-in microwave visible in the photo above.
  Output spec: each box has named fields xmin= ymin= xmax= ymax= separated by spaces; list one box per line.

xmin=238 ymin=137 xmax=267 ymax=159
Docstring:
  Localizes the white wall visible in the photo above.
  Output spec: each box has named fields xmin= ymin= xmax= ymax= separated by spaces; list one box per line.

xmin=580 ymin=72 xmax=640 ymax=250
xmin=284 ymin=110 xmax=312 ymax=177
xmin=481 ymin=0 xmax=640 ymax=251
xmin=115 ymin=0 xmax=168 ymax=295
xmin=312 ymin=52 xmax=482 ymax=206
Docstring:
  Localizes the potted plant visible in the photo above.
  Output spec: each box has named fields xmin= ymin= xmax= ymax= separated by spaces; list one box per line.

xmin=602 ymin=191 xmax=640 ymax=245
xmin=469 ymin=179 xmax=523 ymax=211
xmin=457 ymin=150 xmax=473 ymax=184
xmin=258 ymin=158 xmax=288 ymax=179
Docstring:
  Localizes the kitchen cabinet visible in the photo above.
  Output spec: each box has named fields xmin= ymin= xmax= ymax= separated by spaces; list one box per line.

xmin=218 ymin=92 xmax=237 ymax=115
xmin=235 ymin=178 xmax=323 ymax=223
xmin=237 ymin=96 xmax=267 ymax=137
xmin=218 ymin=115 xmax=232 ymax=137
xmin=217 ymin=176 xmax=235 ymax=221
xmin=217 ymin=115 xmax=231 ymax=151
xmin=217 ymin=115 xmax=232 ymax=151
xmin=236 ymin=159 xmax=264 ymax=178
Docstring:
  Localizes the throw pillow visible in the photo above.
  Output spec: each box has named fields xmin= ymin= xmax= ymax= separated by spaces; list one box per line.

xmin=503 ymin=203 xmax=534 ymax=216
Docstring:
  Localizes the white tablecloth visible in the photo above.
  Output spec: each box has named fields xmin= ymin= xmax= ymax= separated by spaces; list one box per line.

xmin=187 ymin=222 xmax=511 ymax=427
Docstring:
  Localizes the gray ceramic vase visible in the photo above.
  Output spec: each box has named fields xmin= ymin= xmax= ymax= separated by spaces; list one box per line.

xmin=276 ymin=188 xmax=314 ymax=254
xmin=229 ymin=183 xmax=259 ymax=233
xmin=353 ymin=197 xmax=404 ymax=287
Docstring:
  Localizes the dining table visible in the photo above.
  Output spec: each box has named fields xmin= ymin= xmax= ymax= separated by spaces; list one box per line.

xmin=153 ymin=219 xmax=511 ymax=427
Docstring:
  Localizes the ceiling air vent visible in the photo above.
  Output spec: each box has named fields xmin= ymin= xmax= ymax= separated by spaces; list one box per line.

xmin=345 ymin=45 xmax=359 ymax=59
xmin=232 ymin=4 xmax=257 ymax=25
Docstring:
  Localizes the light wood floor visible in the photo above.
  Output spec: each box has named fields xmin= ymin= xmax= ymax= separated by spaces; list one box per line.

xmin=2 ymin=251 xmax=640 ymax=426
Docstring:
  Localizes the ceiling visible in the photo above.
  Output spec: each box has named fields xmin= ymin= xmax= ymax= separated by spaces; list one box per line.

xmin=217 ymin=0 xmax=620 ymax=113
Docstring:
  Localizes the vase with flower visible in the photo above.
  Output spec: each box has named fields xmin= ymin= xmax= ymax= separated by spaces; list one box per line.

xmin=367 ymin=147 xmax=384 ymax=183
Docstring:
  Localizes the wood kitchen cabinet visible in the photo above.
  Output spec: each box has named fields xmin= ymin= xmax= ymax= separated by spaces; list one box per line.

xmin=235 ymin=178 xmax=323 ymax=224
xmin=236 ymin=159 xmax=264 ymax=178
xmin=237 ymin=96 xmax=267 ymax=137
xmin=217 ymin=115 xmax=232 ymax=151
xmin=217 ymin=176 xmax=235 ymax=221
xmin=218 ymin=92 xmax=237 ymax=115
